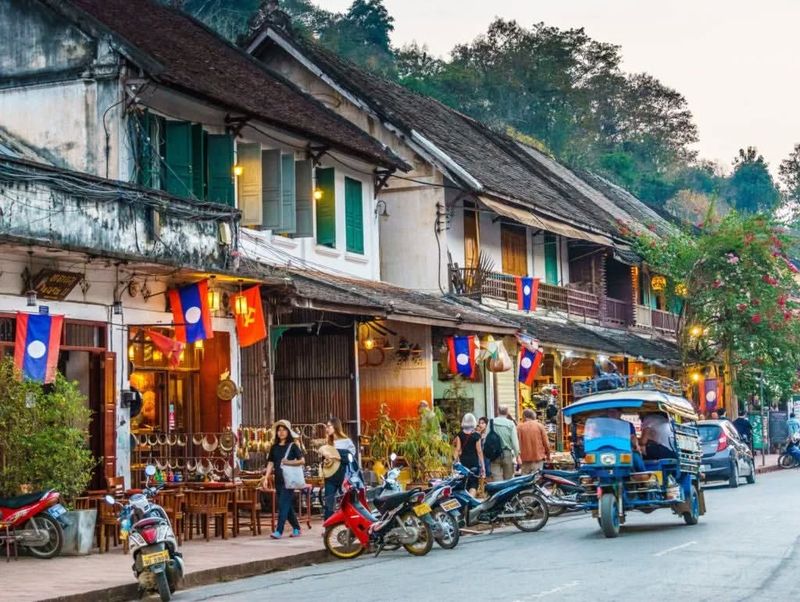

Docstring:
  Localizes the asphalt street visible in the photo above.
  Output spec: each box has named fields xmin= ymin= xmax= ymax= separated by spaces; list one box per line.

xmin=173 ymin=470 xmax=800 ymax=602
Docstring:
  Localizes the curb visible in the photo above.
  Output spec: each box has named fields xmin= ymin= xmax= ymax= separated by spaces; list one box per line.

xmin=755 ymin=464 xmax=782 ymax=475
xmin=38 ymin=549 xmax=331 ymax=602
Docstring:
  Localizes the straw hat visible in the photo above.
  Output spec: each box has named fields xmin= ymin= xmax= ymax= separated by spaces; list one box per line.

xmin=273 ymin=419 xmax=300 ymax=440
xmin=318 ymin=444 xmax=341 ymax=479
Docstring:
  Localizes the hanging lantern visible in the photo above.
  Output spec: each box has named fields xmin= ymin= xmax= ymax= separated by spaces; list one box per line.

xmin=651 ymin=275 xmax=667 ymax=292
xmin=363 ymin=337 xmax=375 ymax=351
xmin=26 ymin=290 xmax=37 ymax=307
xmin=674 ymin=282 xmax=688 ymax=297
xmin=207 ymin=289 xmax=221 ymax=312
xmin=234 ymin=294 xmax=248 ymax=316
xmin=128 ymin=344 xmax=136 ymax=362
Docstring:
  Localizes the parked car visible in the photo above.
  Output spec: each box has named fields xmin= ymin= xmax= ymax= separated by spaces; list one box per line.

xmin=695 ymin=420 xmax=755 ymax=487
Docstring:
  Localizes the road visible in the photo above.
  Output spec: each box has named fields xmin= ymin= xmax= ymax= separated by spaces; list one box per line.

xmin=175 ymin=471 xmax=800 ymax=602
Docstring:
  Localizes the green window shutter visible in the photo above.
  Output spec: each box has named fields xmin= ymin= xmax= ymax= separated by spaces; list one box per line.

xmin=165 ymin=121 xmax=193 ymax=197
xmin=206 ymin=134 xmax=234 ymax=206
xmin=261 ymin=149 xmax=282 ymax=228
xmin=277 ymin=153 xmax=296 ymax=234
xmin=544 ymin=233 xmax=559 ymax=285
xmin=191 ymin=124 xmax=205 ymax=199
xmin=345 ymin=177 xmax=364 ymax=254
xmin=293 ymin=159 xmax=313 ymax=238
xmin=237 ymin=143 xmax=263 ymax=226
xmin=315 ymin=167 xmax=336 ymax=247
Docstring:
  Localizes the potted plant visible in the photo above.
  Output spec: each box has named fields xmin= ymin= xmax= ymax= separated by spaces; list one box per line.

xmin=398 ymin=407 xmax=452 ymax=484
xmin=367 ymin=403 xmax=396 ymax=477
xmin=0 ymin=358 xmax=97 ymax=554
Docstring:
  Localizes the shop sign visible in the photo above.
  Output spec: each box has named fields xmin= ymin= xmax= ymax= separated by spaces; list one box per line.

xmin=32 ymin=269 xmax=83 ymax=300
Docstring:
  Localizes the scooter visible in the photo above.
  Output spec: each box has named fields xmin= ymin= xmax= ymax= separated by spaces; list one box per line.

xmin=778 ymin=435 xmax=800 ymax=468
xmin=536 ymin=469 xmax=585 ymax=516
xmin=449 ymin=463 xmax=549 ymax=532
xmin=105 ymin=466 xmax=184 ymax=602
xmin=323 ymin=456 xmax=434 ymax=559
xmin=0 ymin=489 xmax=68 ymax=558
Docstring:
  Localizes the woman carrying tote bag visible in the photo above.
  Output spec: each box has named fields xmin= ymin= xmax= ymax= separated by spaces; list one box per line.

xmin=264 ymin=419 xmax=305 ymax=539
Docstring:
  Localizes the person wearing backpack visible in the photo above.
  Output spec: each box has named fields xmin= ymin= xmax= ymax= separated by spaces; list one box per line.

xmin=488 ymin=406 xmax=520 ymax=481
xmin=452 ymin=413 xmax=485 ymax=495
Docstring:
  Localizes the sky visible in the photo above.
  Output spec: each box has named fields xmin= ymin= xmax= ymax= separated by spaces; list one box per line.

xmin=321 ymin=0 xmax=800 ymax=176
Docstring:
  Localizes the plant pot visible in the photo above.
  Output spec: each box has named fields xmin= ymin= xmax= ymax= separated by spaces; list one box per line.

xmin=61 ymin=508 xmax=97 ymax=556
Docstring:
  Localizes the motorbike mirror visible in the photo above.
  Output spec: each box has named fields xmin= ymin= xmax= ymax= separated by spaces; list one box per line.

xmin=144 ymin=464 xmax=156 ymax=477
xmin=104 ymin=494 xmax=116 ymax=505
xmin=347 ymin=453 xmax=354 ymax=463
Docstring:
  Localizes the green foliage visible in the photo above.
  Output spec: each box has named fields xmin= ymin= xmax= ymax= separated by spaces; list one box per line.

xmin=0 ymin=358 xmax=96 ymax=505
xmin=366 ymin=403 xmax=396 ymax=463
xmin=398 ymin=407 xmax=451 ymax=482
xmin=629 ymin=213 xmax=800 ymax=399
xmin=723 ymin=147 xmax=782 ymax=214
xmin=779 ymin=143 xmax=800 ymax=204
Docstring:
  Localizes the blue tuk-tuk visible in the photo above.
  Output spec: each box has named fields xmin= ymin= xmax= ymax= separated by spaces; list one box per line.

xmin=564 ymin=375 xmax=705 ymax=538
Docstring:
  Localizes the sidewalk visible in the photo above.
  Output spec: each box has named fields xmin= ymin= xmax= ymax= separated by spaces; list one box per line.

xmin=755 ymin=453 xmax=781 ymax=475
xmin=0 ymin=520 xmax=328 ymax=602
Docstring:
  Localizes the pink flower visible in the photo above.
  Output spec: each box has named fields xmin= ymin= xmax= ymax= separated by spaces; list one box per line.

xmin=713 ymin=279 xmax=723 ymax=288
xmin=752 ymin=298 xmax=761 ymax=307
xmin=778 ymin=295 xmax=788 ymax=307
xmin=762 ymin=275 xmax=778 ymax=286
xmin=785 ymin=312 xmax=793 ymax=321
xmin=751 ymin=314 xmax=762 ymax=325
xmin=726 ymin=253 xmax=740 ymax=264
xmin=736 ymin=303 xmax=748 ymax=312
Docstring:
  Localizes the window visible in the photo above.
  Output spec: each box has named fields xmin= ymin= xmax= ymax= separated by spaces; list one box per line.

xmin=344 ymin=177 xmax=364 ymax=254
xmin=237 ymin=146 xmax=304 ymax=233
xmin=544 ymin=233 xmax=559 ymax=285
xmin=315 ymin=167 xmax=336 ymax=248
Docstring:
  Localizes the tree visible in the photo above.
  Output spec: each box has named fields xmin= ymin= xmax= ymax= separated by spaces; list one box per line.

xmin=724 ymin=147 xmax=782 ymax=214
xmin=779 ymin=143 xmax=800 ymax=202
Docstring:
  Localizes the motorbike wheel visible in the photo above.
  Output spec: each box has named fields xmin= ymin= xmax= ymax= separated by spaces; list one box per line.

xmin=545 ymin=485 xmax=567 ymax=517
xmin=401 ymin=513 xmax=434 ymax=556
xmin=779 ymin=454 xmax=797 ymax=468
xmin=323 ymin=524 xmax=365 ymax=559
xmin=511 ymin=492 xmax=549 ymax=533
xmin=682 ymin=484 xmax=700 ymax=526
xmin=599 ymin=493 xmax=620 ymax=538
xmin=432 ymin=509 xmax=460 ymax=550
xmin=23 ymin=513 xmax=63 ymax=559
xmin=156 ymin=571 xmax=171 ymax=602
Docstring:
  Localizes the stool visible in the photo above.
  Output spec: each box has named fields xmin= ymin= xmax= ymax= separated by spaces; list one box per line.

xmin=1 ymin=523 xmax=18 ymax=562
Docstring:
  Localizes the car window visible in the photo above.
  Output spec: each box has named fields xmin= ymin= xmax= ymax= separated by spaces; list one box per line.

xmin=723 ymin=422 xmax=741 ymax=441
xmin=697 ymin=424 xmax=721 ymax=443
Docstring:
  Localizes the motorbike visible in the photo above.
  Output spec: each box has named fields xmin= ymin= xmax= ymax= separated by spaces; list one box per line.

xmin=778 ymin=435 xmax=800 ymax=468
xmin=323 ymin=456 xmax=434 ymax=559
xmin=536 ymin=469 xmax=585 ymax=516
xmin=449 ymin=463 xmax=549 ymax=532
xmin=0 ymin=489 xmax=68 ymax=558
xmin=105 ymin=465 xmax=184 ymax=602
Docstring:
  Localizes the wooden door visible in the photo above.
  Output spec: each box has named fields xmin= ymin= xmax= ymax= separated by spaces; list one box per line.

xmin=501 ymin=224 xmax=528 ymax=276
xmin=463 ymin=209 xmax=480 ymax=270
xmin=103 ymin=352 xmax=117 ymax=485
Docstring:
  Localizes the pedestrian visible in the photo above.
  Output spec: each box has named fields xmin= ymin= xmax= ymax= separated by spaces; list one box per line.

xmin=453 ymin=413 xmax=485 ymax=495
xmin=476 ymin=416 xmax=492 ymax=476
xmin=732 ymin=409 xmax=753 ymax=447
xmin=321 ymin=417 xmax=357 ymax=520
xmin=517 ymin=408 xmax=550 ymax=474
xmin=489 ymin=406 xmax=520 ymax=481
xmin=788 ymin=413 xmax=800 ymax=438
xmin=264 ymin=419 xmax=305 ymax=539
xmin=710 ymin=411 xmax=719 ymax=419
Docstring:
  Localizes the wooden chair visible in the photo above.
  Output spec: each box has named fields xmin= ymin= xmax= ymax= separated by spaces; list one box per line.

xmin=97 ymin=499 xmax=122 ymax=553
xmin=0 ymin=522 xmax=17 ymax=562
xmin=106 ymin=476 xmax=126 ymax=499
xmin=235 ymin=485 xmax=262 ymax=536
xmin=157 ymin=490 xmax=184 ymax=545
xmin=184 ymin=490 xmax=232 ymax=541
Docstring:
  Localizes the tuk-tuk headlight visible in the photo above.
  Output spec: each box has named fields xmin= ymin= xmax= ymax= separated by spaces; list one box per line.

xmin=600 ymin=453 xmax=616 ymax=466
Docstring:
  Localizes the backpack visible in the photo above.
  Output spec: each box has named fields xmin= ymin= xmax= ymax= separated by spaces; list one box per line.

xmin=483 ymin=419 xmax=503 ymax=461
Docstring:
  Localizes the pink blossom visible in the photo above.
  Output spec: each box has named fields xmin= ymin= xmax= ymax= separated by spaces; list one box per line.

xmin=726 ymin=253 xmax=740 ymax=264
xmin=751 ymin=314 xmax=762 ymax=325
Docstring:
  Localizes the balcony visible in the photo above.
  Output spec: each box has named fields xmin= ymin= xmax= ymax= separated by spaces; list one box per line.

xmin=449 ymin=267 xmax=677 ymax=337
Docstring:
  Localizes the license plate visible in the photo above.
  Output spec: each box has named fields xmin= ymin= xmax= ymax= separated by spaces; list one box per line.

xmin=413 ymin=503 xmax=432 ymax=517
xmin=700 ymin=464 xmax=710 ymax=472
xmin=47 ymin=504 xmax=67 ymax=519
xmin=141 ymin=550 xmax=170 ymax=567
xmin=439 ymin=499 xmax=461 ymax=512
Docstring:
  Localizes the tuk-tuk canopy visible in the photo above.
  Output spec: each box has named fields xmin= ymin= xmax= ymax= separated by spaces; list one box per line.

xmin=563 ymin=390 xmax=697 ymax=421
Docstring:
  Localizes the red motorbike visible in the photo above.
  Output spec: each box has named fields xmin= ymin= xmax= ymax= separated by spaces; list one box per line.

xmin=0 ymin=490 xmax=67 ymax=558
xmin=323 ymin=459 xmax=434 ymax=559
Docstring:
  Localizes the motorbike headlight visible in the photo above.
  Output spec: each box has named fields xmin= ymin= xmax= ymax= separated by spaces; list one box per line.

xmin=600 ymin=453 xmax=616 ymax=466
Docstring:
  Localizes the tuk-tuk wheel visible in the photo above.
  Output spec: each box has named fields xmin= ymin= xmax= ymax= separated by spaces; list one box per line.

xmin=683 ymin=485 xmax=700 ymax=525
xmin=599 ymin=493 xmax=620 ymax=538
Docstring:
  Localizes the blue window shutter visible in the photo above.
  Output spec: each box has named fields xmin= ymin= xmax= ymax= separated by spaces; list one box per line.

xmin=165 ymin=121 xmax=193 ymax=197
xmin=293 ymin=160 xmax=313 ymax=238
xmin=191 ymin=124 xmax=205 ymax=199
xmin=206 ymin=134 xmax=234 ymax=206
xmin=345 ymin=177 xmax=364 ymax=254
xmin=261 ymin=149 xmax=282 ymax=229
xmin=237 ymin=143 xmax=263 ymax=226
xmin=315 ymin=167 xmax=336 ymax=247
xmin=277 ymin=154 xmax=296 ymax=234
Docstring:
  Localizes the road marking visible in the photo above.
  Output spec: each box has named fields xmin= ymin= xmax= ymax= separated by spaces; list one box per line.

xmin=654 ymin=541 xmax=697 ymax=557
xmin=513 ymin=581 xmax=580 ymax=601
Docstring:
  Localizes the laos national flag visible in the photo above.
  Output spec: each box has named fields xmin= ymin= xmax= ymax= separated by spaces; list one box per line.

xmin=14 ymin=312 xmax=64 ymax=383
xmin=518 ymin=346 xmax=543 ymax=386
xmin=515 ymin=277 xmax=539 ymax=312
xmin=447 ymin=335 xmax=477 ymax=379
xmin=169 ymin=280 xmax=214 ymax=344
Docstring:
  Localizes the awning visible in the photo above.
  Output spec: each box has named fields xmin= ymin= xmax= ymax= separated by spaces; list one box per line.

xmin=478 ymin=195 xmax=615 ymax=247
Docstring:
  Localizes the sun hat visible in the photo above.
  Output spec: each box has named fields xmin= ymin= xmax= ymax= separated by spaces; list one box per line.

xmin=318 ymin=444 xmax=342 ymax=479
xmin=273 ymin=419 xmax=300 ymax=440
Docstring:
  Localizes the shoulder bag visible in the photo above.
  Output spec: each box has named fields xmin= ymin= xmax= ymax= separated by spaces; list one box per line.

xmin=281 ymin=443 xmax=306 ymax=489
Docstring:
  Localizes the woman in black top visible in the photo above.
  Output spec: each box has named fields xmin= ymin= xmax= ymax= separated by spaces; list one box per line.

xmin=264 ymin=420 xmax=305 ymax=539
xmin=453 ymin=413 xmax=485 ymax=495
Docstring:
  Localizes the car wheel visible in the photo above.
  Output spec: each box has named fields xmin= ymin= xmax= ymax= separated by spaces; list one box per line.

xmin=728 ymin=460 xmax=739 ymax=488
xmin=745 ymin=459 xmax=756 ymax=484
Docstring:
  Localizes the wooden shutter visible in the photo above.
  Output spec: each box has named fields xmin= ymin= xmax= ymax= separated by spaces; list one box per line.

xmin=345 ymin=177 xmax=364 ymax=254
xmin=165 ymin=121 xmax=193 ymax=197
xmin=103 ymin=352 xmax=117 ymax=484
xmin=237 ymin=143 xmax=263 ymax=226
xmin=207 ymin=134 xmax=234 ymax=206
xmin=544 ymin=233 xmax=559 ymax=285
xmin=191 ymin=124 xmax=205 ymax=199
xmin=277 ymin=154 xmax=296 ymax=233
xmin=315 ymin=167 xmax=336 ymax=247
xmin=464 ymin=209 xmax=480 ymax=270
xmin=261 ymin=149 xmax=282 ymax=228
xmin=293 ymin=159 xmax=314 ymax=238
xmin=501 ymin=224 xmax=527 ymax=276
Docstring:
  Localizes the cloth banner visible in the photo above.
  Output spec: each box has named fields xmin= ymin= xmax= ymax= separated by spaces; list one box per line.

xmin=145 ymin=329 xmax=185 ymax=368
xmin=515 ymin=276 xmax=540 ymax=312
xmin=518 ymin=346 xmax=544 ymax=386
xmin=447 ymin=335 xmax=478 ymax=379
xmin=169 ymin=280 xmax=214 ymax=343
xmin=14 ymin=312 xmax=63 ymax=383
xmin=231 ymin=285 xmax=267 ymax=347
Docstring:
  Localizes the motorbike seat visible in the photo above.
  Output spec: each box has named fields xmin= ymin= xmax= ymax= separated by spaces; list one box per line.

xmin=374 ymin=490 xmax=416 ymax=512
xmin=484 ymin=475 xmax=531 ymax=494
xmin=0 ymin=491 xmax=47 ymax=509
xmin=541 ymin=469 xmax=580 ymax=480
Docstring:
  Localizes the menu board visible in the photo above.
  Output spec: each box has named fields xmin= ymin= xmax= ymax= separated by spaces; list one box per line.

xmin=751 ymin=414 xmax=764 ymax=450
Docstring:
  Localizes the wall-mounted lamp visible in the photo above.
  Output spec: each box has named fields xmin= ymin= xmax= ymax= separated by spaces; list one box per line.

xmin=112 ymin=300 xmax=123 ymax=316
xmin=234 ymin=280 xmax=248 ymax=316
xmin=208 ymin=289 xmax=221 ymax=312
xmin=313 ymin=188 xmax=324 ymax=201
xmin=233 ymin=164 xmax=244 ymax=177
xmin=374 ymin=200 xmax=390 ymax=219
xmin=26 ymin=290 xmax=37 ymax=307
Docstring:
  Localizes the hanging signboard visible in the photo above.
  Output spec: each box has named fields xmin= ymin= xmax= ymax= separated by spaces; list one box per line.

xmin=751 ymin=414 xmax=764 ymax=450
xmin=31 ymin=269 xmax=83 ymax=300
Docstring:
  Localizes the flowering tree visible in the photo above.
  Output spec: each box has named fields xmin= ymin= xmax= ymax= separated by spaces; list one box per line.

xmin=629 ymin=213 xmax=800 ymax=400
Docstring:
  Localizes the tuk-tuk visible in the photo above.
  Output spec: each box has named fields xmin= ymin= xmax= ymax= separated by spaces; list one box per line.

xmin=563 ymin=375 xmax=705 ymax=538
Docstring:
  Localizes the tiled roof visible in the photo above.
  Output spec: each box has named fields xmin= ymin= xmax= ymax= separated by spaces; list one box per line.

xmin=58 ymin=0 xmax=407 ymax=170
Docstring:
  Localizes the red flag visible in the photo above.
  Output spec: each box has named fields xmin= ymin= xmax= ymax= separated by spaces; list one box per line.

xmin=145 ymin=329 xmax=185 ymax=368
xmin=231 ymin=285 xmax=267 ymax=347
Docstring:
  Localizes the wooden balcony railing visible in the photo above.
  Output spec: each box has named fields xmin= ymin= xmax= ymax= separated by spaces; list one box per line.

xmin=635 ymin=305 xmax=678 ymax=336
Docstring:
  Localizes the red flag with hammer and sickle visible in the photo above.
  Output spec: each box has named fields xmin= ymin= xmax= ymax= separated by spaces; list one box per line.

xmin=231 ymin=285 xmax=267 ymax=347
